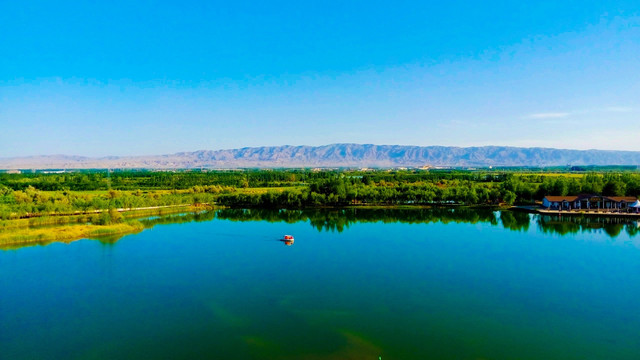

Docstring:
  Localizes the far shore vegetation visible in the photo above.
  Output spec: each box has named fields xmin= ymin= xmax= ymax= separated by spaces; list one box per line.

xmin=2 ymin=168 xmax=640 ymax=247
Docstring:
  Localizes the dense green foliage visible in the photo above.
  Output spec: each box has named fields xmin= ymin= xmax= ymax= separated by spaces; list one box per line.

xmin=0 ymin=186 xmax=219 ymax=219
xmin=216 ymin=172 xmax=640 ymax=208
xmin=216 ymin=177 xmax=505 ymax=207
xmin=508 ymin=173 xmax=640 ymax=199
xmin=1 ymin=169 xmax=640 ymax=217
xmin=0 ymin=170 xmax=310 ymax=191
xmin=0 ymin=169 xmax=512 ymax=191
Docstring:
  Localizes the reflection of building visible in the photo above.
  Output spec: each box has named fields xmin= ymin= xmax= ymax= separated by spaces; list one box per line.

xmin=542 ymin=195 xmax=638 ymax=211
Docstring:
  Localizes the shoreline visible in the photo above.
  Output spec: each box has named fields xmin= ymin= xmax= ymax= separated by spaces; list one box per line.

xmin=0 ymin=204 xmax=500 ymax=249
xmin=0 ymin=222 xmax=145 ymax=249
xmin=0 ymin=205 xmax=214 ymax=249
xmin=12 ymin=203 xmax=206 ymax=219
xmin=0 ymin=204 xmax=215 ymax=230
xmin=4 ymin=204 xmax=638 ymax=250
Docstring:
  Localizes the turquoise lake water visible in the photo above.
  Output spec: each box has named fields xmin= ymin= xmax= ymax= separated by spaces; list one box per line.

xmin=1 ymin=208 xmax=639 ymax=359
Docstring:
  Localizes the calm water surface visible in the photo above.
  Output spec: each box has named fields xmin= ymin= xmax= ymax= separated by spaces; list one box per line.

xmin=1 ymin=209 xmax=639 ymax=359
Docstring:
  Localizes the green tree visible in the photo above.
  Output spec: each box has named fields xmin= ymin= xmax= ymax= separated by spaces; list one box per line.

xmin=602 ymin=180 xmax=625 ymax=196
xmin=502 ymin=190 xmax=516 ymax=205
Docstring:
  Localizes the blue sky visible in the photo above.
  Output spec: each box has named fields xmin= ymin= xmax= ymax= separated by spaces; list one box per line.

xmin=1 ymin=1 xmax=639 ymax=156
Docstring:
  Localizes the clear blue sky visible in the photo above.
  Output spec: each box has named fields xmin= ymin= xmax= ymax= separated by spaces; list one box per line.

xmin=1 ymin=0 xmax=639 ymax=156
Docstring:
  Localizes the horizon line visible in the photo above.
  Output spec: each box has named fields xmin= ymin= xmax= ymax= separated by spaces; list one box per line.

xmin=3 ymin=143 xmax=640 ymax=159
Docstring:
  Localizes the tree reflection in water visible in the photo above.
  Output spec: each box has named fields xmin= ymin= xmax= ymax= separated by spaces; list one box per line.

xmin=215 ymin=207 xmax=640 ymax=239
xmin=7 ymin=208 xmax=637 ymax=251
xmin=216 ymin=207 xmax=500 ymax=233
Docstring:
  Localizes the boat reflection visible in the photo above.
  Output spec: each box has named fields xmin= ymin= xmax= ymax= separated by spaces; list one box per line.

xmin=280 ymin=234 xmax=294 ymax=246
xmin=280 ymin=238 xmax=294 ymax=246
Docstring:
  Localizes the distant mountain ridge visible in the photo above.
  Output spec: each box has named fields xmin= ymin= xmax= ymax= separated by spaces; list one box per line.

xmin=2 ymin=144 xmax=640 ymax=169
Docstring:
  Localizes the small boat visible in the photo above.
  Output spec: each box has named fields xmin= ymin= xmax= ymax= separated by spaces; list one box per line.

xmin=281 ymin=235 xmax=294 ymax=246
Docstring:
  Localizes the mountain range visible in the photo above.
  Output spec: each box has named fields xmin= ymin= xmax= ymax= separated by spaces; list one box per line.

xmin=2 ymin=144 xmax=640 ymax=169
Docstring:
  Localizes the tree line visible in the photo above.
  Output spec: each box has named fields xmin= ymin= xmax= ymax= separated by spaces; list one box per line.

xmin=2 ymin=170 xmax=640 ymax=218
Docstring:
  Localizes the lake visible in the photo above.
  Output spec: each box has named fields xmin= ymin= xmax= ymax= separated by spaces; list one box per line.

xmin=1 ymin=208 xmax=639 ymax=359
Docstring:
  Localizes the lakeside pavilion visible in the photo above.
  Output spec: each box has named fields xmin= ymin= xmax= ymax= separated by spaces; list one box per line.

xmin=542 ymin=194 xmax=639 ymax=211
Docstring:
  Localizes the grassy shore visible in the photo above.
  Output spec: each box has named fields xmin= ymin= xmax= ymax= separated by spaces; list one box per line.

xmin=0 ymin=204 xmax=215 ymax=249
xmin=0 ymin=221 xmax=145 ymax=249
xmin=0 ymin=204 xmax=213 ymax=229
xmin=1 ymin=202 xmax=508 ymax=249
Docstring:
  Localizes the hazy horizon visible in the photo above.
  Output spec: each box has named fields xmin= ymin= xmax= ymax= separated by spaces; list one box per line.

xmin=5 ymin=142 xmax=640 ymax=159
xmin=2 ymin=1 xmax=639 ymax=157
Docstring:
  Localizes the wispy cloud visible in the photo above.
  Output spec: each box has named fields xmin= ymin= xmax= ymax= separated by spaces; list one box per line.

xmin=603 ymin=106 xmax=633 ymax=113
xmin=526 ymin=112 xmax=571 ymax=119
xmin=524 ymin=106 xmax=634 ymax=120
